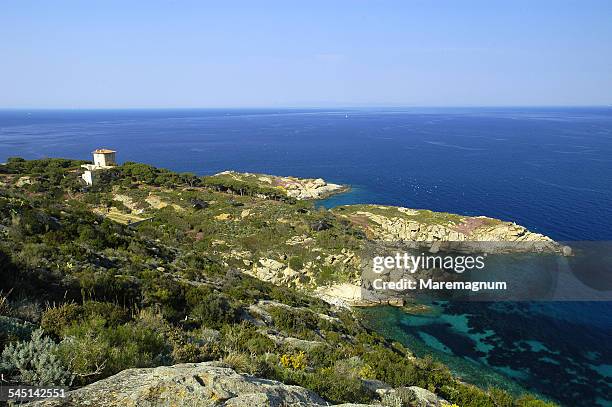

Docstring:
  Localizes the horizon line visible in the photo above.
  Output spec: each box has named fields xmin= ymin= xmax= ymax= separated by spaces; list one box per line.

xmin=1 ymin=104 xmax=611 ymax=111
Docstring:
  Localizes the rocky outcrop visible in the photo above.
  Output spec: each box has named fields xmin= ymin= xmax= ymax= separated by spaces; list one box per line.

xmin=246 ymin=250 xmax=360 ymax=289
xmin=334 ymin=205 xmax=565 ymax=254
xmin=215 ymin=171 xmax=348 ymax=200
xmin=316 ymin=283 xmax=408 ymax=308
xmin=279 ymin=177 xmax=348 ymax=200
xmin=251 ymin=258 xmax=301 ymax=285
xmin=28 ymin=362 xmax=377 ymax=407
xmin=399 ymin=386 xmax=449 ymax=407
xmin=316 ymin=283 xmax=369 ymax=308
xmin=16 ymin=176 xmax=33 ymax=187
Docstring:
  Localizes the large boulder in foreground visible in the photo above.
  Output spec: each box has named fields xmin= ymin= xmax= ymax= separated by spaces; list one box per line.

xmin=29 ymin=362 xmax=375 ymax=407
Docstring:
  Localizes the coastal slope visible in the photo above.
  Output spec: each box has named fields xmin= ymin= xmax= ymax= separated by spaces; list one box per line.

xmin=0 ymin=158 xmax=559 ymax=407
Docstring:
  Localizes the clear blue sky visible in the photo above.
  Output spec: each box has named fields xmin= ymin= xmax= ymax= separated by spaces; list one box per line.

xmin=1 ymin=0 xmax=611 ymax=108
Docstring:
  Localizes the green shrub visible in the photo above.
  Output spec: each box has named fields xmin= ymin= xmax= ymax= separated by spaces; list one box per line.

xmin=171 ymin=342 xmax=211 ymax=363
xmin=1 ymin=329 xmax=72 ymax=386
xmin=0 ymin=316 xmax=36 ymax=347
xmin=167 ymin=326 xmax=222 ymax=363
xmin=267 ymin=306 xmax=321 ymax=340
xmin=302 ymin=367 xmax=374 ymax=404
xmin=221 ymin=322 xmax=275 ymax=354
xmin=304 ymin=343 xmax=339 ymax=368
xmin=111 ymin=200 xmax=130 ymax=213
xmin=41 ymin=303 xmax=82 ymax=337
xmin=189 ymin=294 xmax=239 ymax=328
xmin=16 ymin=243 xmax=52 ymax=269
xmin=515 ymin=394 xmax=558 ymax=407
xmin=41 ymin=301 xmax=129 ymax=337
xmin=142 ymin=276 xmax=187 ymax=321
xmin=441 ymin=383 xmax=501 ymax=407
xmin=381 ymin=391 xmax=418 ymax=407
xmin=81 ymin=301 xmax=129 ymax=326
xmin=394 ymin=387 xmax=419 ymax=406
xmin=362 ymin=347 xmax=452 ymax=393
xmin=488 ymin=387 xmax=513 ymax=407
xmin=58 ymin=317 xmax=169 ymax=384
xmin=288 ymin=256 xmax=304 ymax=270
xmin=413 ymin=355 xmax=453 ymax=392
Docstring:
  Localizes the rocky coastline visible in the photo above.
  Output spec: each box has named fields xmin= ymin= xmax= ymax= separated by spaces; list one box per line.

xmin=332 ymin=204 xmax=563 ymax=250
xmin=238 ymin=191 xmax=567 ymax=306
xmin=213 ymin=171 xmax=350 ymax=200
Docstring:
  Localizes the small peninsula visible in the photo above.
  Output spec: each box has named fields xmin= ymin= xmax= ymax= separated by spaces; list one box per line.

xmin=211 ymin=170 xmax=350 ymax=200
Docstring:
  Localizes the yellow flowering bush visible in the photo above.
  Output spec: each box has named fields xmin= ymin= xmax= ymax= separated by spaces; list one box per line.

xmin=357 ymin=364 xmax=376 ymax=379
xmin=280 ymin=351 xmax=307 ymax=370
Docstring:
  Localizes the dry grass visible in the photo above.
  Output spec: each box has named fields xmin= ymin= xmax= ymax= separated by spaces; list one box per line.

xmin=222 ymin=352 xmax=251 ymax=373
xmin=104 ymin=209 xmax=150 ymax=225
xmin=0 ymin=288 xmax=12 ymax=316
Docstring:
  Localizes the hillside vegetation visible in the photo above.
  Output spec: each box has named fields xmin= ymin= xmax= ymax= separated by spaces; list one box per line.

xmin=0 ymin=158 xmax=556 ymax=406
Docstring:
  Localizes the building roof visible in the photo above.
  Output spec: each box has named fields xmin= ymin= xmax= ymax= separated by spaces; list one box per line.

xmin=92 ymin=149 xmax=116 ymax=154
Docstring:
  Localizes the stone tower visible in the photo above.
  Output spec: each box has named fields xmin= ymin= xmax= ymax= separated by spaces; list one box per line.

xmin=81 ymin=148 xmax=117 ymax=186
xmin=92 ymin=149 xmax=116 ymax=167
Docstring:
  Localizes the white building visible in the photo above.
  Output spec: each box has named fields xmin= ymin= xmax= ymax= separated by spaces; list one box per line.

xmin=93 ymin=149 xmax=116 ymax=167
xmin=82 ymin=149 xmax=117 ymax=186
xmin=82 ymin=170 xmax=96 ymax=186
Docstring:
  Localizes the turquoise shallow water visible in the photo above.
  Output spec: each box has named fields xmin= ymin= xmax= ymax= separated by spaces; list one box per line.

xmin=359 ymin=303 xmax=611 ymax=406
xmin=358 ymin=305 xmax=530 ymax=394
xmin=2 ymin=107 xmax=611 ymax=405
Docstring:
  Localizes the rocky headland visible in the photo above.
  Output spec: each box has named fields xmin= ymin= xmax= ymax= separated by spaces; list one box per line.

xmin=212 ymin=171 xmax=349 ymax=200
xmin=135 ymin=171 xmax=565 ymax=307
xmin=332 ymin=204 xmax=559 ymax=247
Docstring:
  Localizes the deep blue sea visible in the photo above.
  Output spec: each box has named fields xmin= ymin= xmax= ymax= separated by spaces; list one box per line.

xmin=1 ymin=108 xmax=611 ymax=405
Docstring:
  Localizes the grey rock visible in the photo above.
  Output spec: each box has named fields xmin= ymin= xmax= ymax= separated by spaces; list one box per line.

xmin=406 ymin=386 xmax=448 ymax=406
xmin=28 ymin=362 xmax=377 ymax=407
xmin=362 ymin=379 xmax=393 ymax=396
xmin=562 ymin=245 xmax=573 ymax=256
